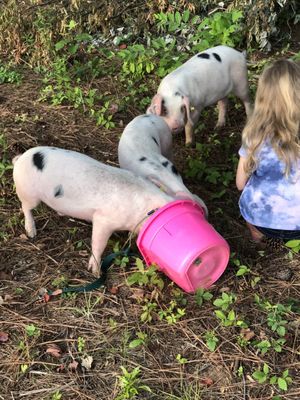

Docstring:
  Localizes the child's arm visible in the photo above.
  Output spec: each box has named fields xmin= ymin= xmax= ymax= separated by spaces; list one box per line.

xmin=236 ymin=156 xmax=248 ymax=191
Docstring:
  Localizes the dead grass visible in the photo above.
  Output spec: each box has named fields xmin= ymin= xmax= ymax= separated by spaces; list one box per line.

xmin=1 ymin=68 xmax=300 ymax=400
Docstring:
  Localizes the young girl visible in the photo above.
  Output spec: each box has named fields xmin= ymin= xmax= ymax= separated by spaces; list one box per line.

xmin=236 ymin=59 xmax=300 ymax=241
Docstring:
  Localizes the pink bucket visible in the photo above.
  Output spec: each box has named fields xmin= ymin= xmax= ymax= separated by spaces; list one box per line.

xmin=137 ymin=200 xmax=230 ymax=293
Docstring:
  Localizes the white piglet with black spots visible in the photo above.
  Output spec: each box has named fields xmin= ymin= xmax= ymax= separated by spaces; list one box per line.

xmin=147 ymin=45 xmax=252 ymax=146
xmin=13 ymin=146 xmax=174 ymax=275
xmin=118 ymin=114 xmax=208 ymax=215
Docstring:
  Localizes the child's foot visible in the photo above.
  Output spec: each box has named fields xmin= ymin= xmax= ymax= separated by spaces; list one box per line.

xmin=246 ymin=222 xmax=265 ymax=242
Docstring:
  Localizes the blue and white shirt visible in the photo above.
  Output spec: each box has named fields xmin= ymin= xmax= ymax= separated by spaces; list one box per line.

xmin=238 ymin=141 xmax=300 ymax=230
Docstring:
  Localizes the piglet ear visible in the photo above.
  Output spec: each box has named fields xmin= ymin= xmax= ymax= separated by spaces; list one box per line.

xmin=147 ymin=94 xmax=163 ymax=116
xmin=182 ymin=95 xmax=194 ymax=126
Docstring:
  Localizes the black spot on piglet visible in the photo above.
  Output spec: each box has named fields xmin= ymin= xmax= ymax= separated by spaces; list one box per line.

xmin=197 ymin=53 xmax=210 ymax=59
xmin=171 ymin=165 xmax=179 ymax=175
xmin=54 ymin=184 xmax=64 ymax=198
xmin=33 ymin=151 xmax=45 ymax=171
xmin=162 ymin=161 xmax=169 ymax=167
xmin=174 ymin=91 xmax=183 ymax=98
xmin=212 ymin=53 xmax=222 ymax=62
xmin=139 ymin=157 xmax=147 ymax=161
xmin=152 ymin=136 xmax=159 ymax=146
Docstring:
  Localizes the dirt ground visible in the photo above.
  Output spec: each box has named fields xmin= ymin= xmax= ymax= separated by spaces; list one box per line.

xmin=1 ymin=66 xmax=300 ymax=400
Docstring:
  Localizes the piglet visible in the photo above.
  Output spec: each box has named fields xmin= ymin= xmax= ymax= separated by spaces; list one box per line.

xmin=147 ymin=45 xmax=252 ymax=146
xmin=13 ymin=146 xmax=174 ymax=275
xmin=118 ymin=114 xmax=208 ymax=215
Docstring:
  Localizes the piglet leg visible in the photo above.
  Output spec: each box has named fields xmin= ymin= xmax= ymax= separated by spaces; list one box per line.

xmin=185 ymin=122 xmax=195 ymax=147
xmin=88 ymin=212 xmax=113 ymax=276
xmin=20 ymin=200 xmax=38 ymax=238
xmin=216 ymin=98 xmax=228 ymax=127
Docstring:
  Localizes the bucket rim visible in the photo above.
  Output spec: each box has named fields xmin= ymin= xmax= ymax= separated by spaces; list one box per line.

xmin=137 ymin=199 xmax=204 ymax=244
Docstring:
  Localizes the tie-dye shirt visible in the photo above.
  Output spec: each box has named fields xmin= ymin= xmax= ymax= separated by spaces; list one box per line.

xmin=238 ymin=141 xmax=300 ymax=230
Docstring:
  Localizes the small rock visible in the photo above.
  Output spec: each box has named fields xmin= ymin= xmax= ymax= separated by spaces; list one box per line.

xmin=275 ymin=268 xmax=293 ymax=281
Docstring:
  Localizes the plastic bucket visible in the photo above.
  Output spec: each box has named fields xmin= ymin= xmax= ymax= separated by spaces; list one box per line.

xmin=137 ymin=200 xmax=230 ymax=293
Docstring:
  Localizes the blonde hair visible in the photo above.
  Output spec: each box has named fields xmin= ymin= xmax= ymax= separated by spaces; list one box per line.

xmin=242 ymin=59 xmax=300 ymax=176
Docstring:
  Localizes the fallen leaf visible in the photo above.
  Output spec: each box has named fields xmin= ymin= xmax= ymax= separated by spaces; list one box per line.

xmin=56 ymin=364 xmax=65 ymax=373
xmin=240 ymin=328 xmax=255 ymax=341
xmin=129 ymin=288 xmax=145 ymax=301
xmin=81 ymin=355 xmax=93 ymax=370
xmin=68 ymin=359 xmax=79 ymax=371
xmin=200 ymin=377 xmax=213 ymax=386
xmin=46 ymin=343 xmax=63 ymax=358
xmin=0 ymin=331 xmax=9 ymax=343
xmin=19 ymin=233 xmax=28 ymax=241
xmin=108 ymin=286 xmax=119 ymax=294
xmin=219 ymin=287 xmax=230 ymax=293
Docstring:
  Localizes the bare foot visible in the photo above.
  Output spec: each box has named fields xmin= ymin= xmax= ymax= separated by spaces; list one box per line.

xmin=246 ymin=222 xmax=265 ymax=242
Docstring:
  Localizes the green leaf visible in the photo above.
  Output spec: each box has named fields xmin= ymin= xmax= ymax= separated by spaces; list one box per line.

xmin=277 ymin=377 xmax=288 ymax=391
xmin=55 ymin=40 xmax=67 ymax=50
xmin=213 ymin=299 xmax=225 ymax=308
xmin=232 ymin=10 xmax=243 ymax=22
xmin=252 ymin=370 xmax=267 ymax=383
xmin=282 ymin=369 xmax=289 ymax=379
xmin=203 ymin=292 xmax=213 ymax=301
xmin=214 ymin=310 xmax=226 ymax=320
xmin=175 ymin=11 xmax=181 ymax=25
xmin=228 ymin=309 xmax=235 ymax=321
xmin=182 ymin=9 xmax=190 ymax=23
xmin=68 ymin=19 xmax=77 ymax=30
xmin=263 ymin=363 xmax=269 ymax=375
xmin=136 ymin=258 xmax=145 ymax=271
xmin=129 ymin=339 xmax=142 ymax=348
xmin=285 ymin=239 xmax=300 ymax=248
xmin=277 ymin=325 xmax=286 ymax=337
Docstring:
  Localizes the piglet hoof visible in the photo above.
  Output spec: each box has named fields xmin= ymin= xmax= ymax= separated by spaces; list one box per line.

xmin=185 ymin=141 xmax=195 ymax=148
xmin=215 ymin=121 xmax=225 ymax=129
xmin=25 ymin=226 xmax=37 ymax=239
xmin=88 ymin=256 xmax=101 ymax=277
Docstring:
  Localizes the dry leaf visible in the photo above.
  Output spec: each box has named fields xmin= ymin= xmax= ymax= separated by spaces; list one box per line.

xmin=240 ymin=328 xmax=255 ymax=341
xmin=108 ymin=286 xmax=119 ymax=294
xmin=56 ymin=364 xmax=65 ymax=373
xmin=68 ymin=360 xmax=79 ymax=371
xmin=129 ymin=288 xmax=145 ymax=301
xmin=78 ymin=250 xmax=89 ymax=257
xmin=0 ymin=331 xmax=9 ymax=343
xmin=81 ymin=355 xmax=93 ymax=370
xmin=200 ymin=377 xmax=213 ymax=386
xmin=46 ymin=343 xmax=63 ymax=358
xmin=19 ymin=233 xmax=28 ymax=241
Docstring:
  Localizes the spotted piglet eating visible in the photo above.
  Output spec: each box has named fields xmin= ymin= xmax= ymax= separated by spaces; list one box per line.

xmin=13 ymin=146 xmax=174 ymax=275
xmin=118 ymin=114 xmax=208 ymax=215
xmin=147 ymin=45 xmax=252 ymax=146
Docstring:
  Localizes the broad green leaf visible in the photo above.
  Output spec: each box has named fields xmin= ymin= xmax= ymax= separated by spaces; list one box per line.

xmin=277 ymin=377 xmax=288 ymax=391
xmin=285 ymin=239 xmax=300 ymax=248
xmin=55 ymin=40 xmax=67 ymax=50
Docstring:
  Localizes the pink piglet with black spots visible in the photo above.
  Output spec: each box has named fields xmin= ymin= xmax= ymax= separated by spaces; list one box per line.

xmin=13 ymin=146 xmax=174 ymax=275
xmin=147 ymin=45 xmax=252 ymax=146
